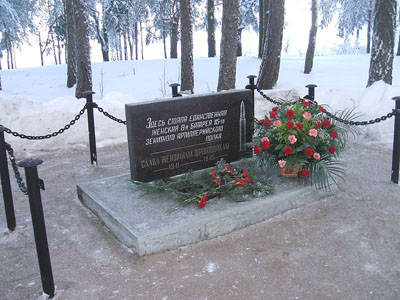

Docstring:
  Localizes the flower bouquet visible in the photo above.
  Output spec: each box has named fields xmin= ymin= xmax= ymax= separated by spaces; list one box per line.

xmin=253 ymin=98 xmax=354 ymax=190
xmin=133 ymin=159 xmax=273 ymax=214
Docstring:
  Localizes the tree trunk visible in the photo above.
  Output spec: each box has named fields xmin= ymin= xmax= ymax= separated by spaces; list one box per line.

xmin=367 ymin=0 xmax=396 ymax=87
xmin=207 ymin=0 xmax=216 ymax=57
xmin=397 ymin=7 xmax=400 ymax=56
xmin=128 ymin=29 xmax=133 ymax=60
xmin=304 ymin=0 xmax=318 ymax=74
xmin=51 ymin=32 xmax=58 ymax=64
xmin=257 ymin=0 xmax=285 ymax=89
xmin=162 ymin=19 xmax=167 ymax=58
xmin=102 ymin=23 xmax=110 ymax=61
xmin=39 ymin=32 xmax=45 ymax=67
xmin=123 ymin=30 xmax=128 ymax=60
xmin=217 ymin=0 xmax=240 ymax=91
xmin=74 ymin=0 xmax=92 ymax=98
xmin=258 ymin=0 xmax=270 ymax=58
xmin=170 ymin=14 xmax=179 ymax=59
xmin=135 ymin=22 xmax=139 ymax=60
xmin=237 ymin=27 xmax=243 ymax=57
xmin=367 ymin=0 xmax=373 ymax=54
xmin=258 ymin=0 xmax=264 ymax=58
xmin=57 ymin=36 xmax=62 ymax=65
xmin=66 ymin=0 xmax=77 ymax=87
xmin=140 ymin=22 xmax=144 ymax=60
xmin=180 ymin=0 xmax=194 ymax=93
xmin=163 ymin=33 xmax=167 ymax=59
xmin=117 ymin=35 xmax=123 ymax=60
xmin=258 ymin=0 xmax=285 ymax=89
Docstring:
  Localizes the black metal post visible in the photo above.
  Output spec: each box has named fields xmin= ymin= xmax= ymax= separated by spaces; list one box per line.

xmin=391 ymin=97 xmax=400 ymax=184
xmin=245 ymin=75 xmax=257 ymax=103
xmin=0 ymin=125 xmax=16 ymax=231
xmin=305 ymin=84 xmax=318 ymax=100
xmin=170 ymin=83 xmax=181 ymax=97
xmin=83 ymin=91 xmax=97 ymax=165
xmin=17 ymin=158 xmax=55 ymax=298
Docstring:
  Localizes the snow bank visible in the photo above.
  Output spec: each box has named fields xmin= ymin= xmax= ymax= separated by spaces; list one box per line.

xmin=0 ymin=55 xmax=399 ymax=153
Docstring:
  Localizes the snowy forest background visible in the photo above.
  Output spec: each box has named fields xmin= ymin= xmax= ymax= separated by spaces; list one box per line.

xmin=1 ymin=0 xmax=399 ymax=93
xmin=0 ymin=0 xmax=400 ymax=152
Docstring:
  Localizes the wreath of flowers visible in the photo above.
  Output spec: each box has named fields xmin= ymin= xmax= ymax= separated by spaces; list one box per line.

xmin=253 ymin=98 xmax=350 ymax=190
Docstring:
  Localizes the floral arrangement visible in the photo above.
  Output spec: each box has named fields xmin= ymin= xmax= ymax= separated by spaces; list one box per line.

xmin=253 ymin=98 xmax=351 ymax=190
xmin=133 ymin=159 xmax=273 ymax=215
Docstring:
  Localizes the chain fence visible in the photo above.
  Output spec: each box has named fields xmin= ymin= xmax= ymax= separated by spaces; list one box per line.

xmin=256 ymin=87 xmax=400 ymax=126
xmin=93 ymin=103 xmax=127 ymax=125
xmin=3 ymin=105 xmax=87 ymax=140
xmin=5 ymin=142 xmax=28 ymax=195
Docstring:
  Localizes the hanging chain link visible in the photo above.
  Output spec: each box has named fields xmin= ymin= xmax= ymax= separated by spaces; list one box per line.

xmin=256 ymin=88 xmax=299 ymax=106
xmin=256 ymin=88 xmax=400 ymax=126
xmin=93 ymin=103 xmax=127 ymax=125
xmin=3 ymin=104 xmax=87 ymax=140
xmin=4 ymin=143 xmax=28 ymax=195
xmin=323 ymin=109 xmax=399 ymax=126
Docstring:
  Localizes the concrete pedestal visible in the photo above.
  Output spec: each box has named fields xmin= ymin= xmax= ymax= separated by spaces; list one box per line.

xmin=77 ymin=174 xmax=327 ymax=256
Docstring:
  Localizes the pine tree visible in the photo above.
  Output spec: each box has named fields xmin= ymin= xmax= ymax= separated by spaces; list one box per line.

xmin=304 ymin=0 xmax=318 ymax=74
xmin=238 ymin=0 xmax=258 ymax=57
xmin=367 ymin=0 xmax=396 ymax=87
xmin=319 ymin=0 xmax=376 ymax=53
xmin=66 ymin=0 xmax=77 ymax=87
xmin=217 ymin=0 xmax=240 ymax=91
xmin=180 ymin=0 xmax=194 ymax=92
xmin=258 ymin=0 xmax=269 ymax=58
xmin=0 ymin=0 xmax=38 ymax=69
xmin=207 ymin=0 xmax=216 ymax=57
xmin=74 ymin=0 xmax=93 ymax=98
xmin=258 ymin=0 xmax=285 ymax=89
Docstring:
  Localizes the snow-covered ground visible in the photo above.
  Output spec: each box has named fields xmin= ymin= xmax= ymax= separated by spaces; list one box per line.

xmin=0 ymin=54 xmax=399 ymax=153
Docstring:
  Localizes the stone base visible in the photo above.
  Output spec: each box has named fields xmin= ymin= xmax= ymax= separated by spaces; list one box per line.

xmin=77 ymin=174 xmax=327 ymax=256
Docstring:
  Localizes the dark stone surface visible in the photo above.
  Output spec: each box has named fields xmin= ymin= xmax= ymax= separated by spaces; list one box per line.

xmin=125 ymin=90 xmax=253 ymax=182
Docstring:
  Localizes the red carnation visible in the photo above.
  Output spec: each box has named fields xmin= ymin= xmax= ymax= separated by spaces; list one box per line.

xmin=301 ymin=101 xmax=310 ymax=107
xmin=286 ymin=121 xmax=295 ymax=129
xmin=242 ymin=170 xmax=249 ymax=178
xmin=286 ymin=109 xmax=295 ymax=119
xmin=324 ymin=119 xmax=332 ymax=128
xmin=264 ymin=119 xmax=272 ymax=126
xmin=211 ymin=170 xmax=217 ymax=179
xmin=254 ymin=145 xmax=261 ymax=155
xmin=296 ymin=123 xmax=304 ymax=131
xmin=245 ymin=176 xmax=251 ymax=184
xmin=261 ymin=137 xmax=270 ymax=150
xmin=316 ymin=122 xmax=322 ymax=129
xmin=239 ymin=179 xmax=245 ymax=187
xmin=234 ymin=177 xmax=239 ymax=183
xmin=319 ymin=105 xmax=326 ymax=113
xmin=198 ymin=193 xmax=207 ymax=208
xmin=258 ymin=119 xmax=265 ymax=125
xmin=284 ymin=145 xmax=293 ymax=156
xmin=214 ymin=177 xmax=221 ymax=187
xmin=272 ymin=106 xmax=279 ymax=111
xmin=305 ymin=147 xmax=314 ymax=157
xmin=270 ymin=111 xmax=278 ymax=119
xmin=300 ymin=169 xmax=310 ymax=177
xmin=331 ymin=130 xmax=338 ymax=139
xmin=329 ymin=145 xmax=335 ymax=154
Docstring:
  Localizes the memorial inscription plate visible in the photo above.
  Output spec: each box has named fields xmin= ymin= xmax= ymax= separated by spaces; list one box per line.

xmin=125 ymin=90 xmax=253 ymax=182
